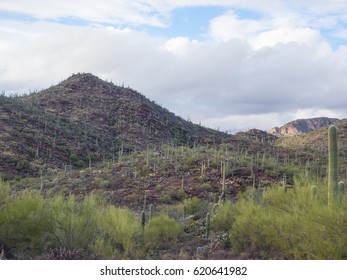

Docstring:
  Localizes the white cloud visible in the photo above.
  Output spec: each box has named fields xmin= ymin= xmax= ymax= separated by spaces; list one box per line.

xmin=203 ymin=112 xmax=285 ymax=133
xmin=0 ymin=0 xmax=171 ymax=27
xmin=290 ymin=108 xmax=344 ymax=121
xmin=252 ymin=28 xmax=321 ymax=49
xmin=2 ymin=1 xmax=347 ymax=132
xmin=164 ymin=36 xmax=195 ymax=56
xmin=209 ymin=11 xmax=264 ymax=42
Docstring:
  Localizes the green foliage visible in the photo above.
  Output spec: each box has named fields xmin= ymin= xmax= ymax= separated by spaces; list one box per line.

xmin=183 ymin=196 xmax=208 ymax=219
xmin=144 ymin=215 xmax=183 ymax=250
xmin=48 ymin=194 xmax=102 ymax=251
xmin=212 ymin=200 xmax=235 ymax=231
xmin=94 ymin=206 xmax=140 ymax=259
xmin=183 ymin=196 xmax=205 ymax=216
xmin=0 ymin=187 xmax=142 ymax=259
xmin=0 ymin=188 xmax=51 ymax=259
xmin=225 ymin=184 xmax=347 ymax=259
xmin=0 ymin=181 xmax=10 ymax=207
xmin=16 ymin=159 xmax=30 ymax=172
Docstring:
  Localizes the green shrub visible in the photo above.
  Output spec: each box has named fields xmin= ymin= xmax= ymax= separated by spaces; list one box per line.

xmin=15 ymin=159 xmax=30 ymax=172
xmin=227 ymin=185 xmax=347 ymax=259
xmin=144 ymin=215 xmax=183 ymax=250
xmin=47 ymin=194 xmax=102 ymax=251
xmin=0 ymin=181 xmax=10 ymax=207
xmin=0 ymin=189 xmax=51 ymax=259
xmin=94 ymin=206 xmax=141 ymax=259
xmin=183 ymin=196 xmax=207 ymax=218
xmin=212 ymin=201 xmax=235 ymax=231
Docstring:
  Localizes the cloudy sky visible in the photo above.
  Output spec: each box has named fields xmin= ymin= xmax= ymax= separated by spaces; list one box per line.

xmin=1 ymin=1 xmax=347 ymax=132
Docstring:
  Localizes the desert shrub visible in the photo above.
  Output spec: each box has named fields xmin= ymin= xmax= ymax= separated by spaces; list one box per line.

xmin=159 ymin=192 xmax=171 ymax=203
xmin=94 ymin=206 xmax=141 ymax=259
xmin=0 ymin=172 xmax=9 ymax=182
xmin=144 ymin=215 xmax=183 ymax=250
xmin=0 ymin=189 xmax=51 ymax=259
xmin=183 ymin=196 xmax=207 ymax=218
xmin=47 ymin=194 xmax=103 ymax=251
xmin=94 ymin=177 xmax=110 ymax=188
xmin=228 ymin=183 xmax=347 ymax=259
xmin=0 ymin=181 xmax=10 ymax=207
xmin=212 ymin=201 xmax=236 ymax=231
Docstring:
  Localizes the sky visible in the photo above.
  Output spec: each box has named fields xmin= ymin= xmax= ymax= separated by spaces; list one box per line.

xmin=1 ymin=1 xmax=347 ymax=133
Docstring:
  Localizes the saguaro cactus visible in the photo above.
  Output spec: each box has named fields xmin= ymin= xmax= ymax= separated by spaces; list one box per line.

xmin=149 ymin=204 xmax=154 ymax=220
xmin=338 ymin=181 xmax=345 ymax=200
xmin=141 ymin=210 xmax=146 ymax=232
xmin=328 ymin=125 xmax=338 ymax=205
xmin=206 ymin=212 xmax=211 ymax=239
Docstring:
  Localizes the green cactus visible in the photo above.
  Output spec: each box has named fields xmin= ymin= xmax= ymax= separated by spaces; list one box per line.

xmin=206 ymin=212 xmax=211 ymax=239
xmin=141 ymin=210 xmax=146 ymax=231
xmin=220 ymin=160 xmax=226 ymax=204
xmin=183 ymin=205 xmax=187 ymax=218
xmin=149 ymin=204 xmax=154 ymax=220
xmin=328 ymin=125 xmax=338 ymax=205
xmin=212 ymin=193 xmax=217 ymax=204
xmin=212 ymin=203 xmax=219 ymax=216
xmin=338 ymin=181 xmax=345 ymax=199
xmin=283 ymin=173 xmax=287 ymax=193
xmin=143 ymin=191 xmax=148 ymax=211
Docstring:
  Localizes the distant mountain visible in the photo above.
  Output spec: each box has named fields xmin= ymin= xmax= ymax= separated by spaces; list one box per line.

xmin=0 ymin=73 xmax=228 ymax=178
xmin=268 ymin=117 xmax=343 ymax=137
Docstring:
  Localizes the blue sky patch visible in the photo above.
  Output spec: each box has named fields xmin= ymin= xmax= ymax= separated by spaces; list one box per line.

xmin=0 ymin=10 xmax=38 ymax=22
xmin=144 ymin=6 xmax=227 ymax=39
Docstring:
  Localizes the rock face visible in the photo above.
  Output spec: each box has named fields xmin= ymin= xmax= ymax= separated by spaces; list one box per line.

xmin=268 ymin=117 xmax=343 ymax=137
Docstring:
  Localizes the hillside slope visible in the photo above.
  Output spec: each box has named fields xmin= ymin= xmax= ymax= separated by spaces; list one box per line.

xmin=0 ymin=73 xmax=229 ymax=178
xmin=0 ymin=94 xmax=114 ymax=178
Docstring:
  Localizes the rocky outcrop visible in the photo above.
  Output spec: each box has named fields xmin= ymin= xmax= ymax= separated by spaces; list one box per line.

xmin=268 ymin=117 xmax=343 ymax=137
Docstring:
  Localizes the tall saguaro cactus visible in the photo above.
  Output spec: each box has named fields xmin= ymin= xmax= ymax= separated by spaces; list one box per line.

xmin=328 ymin=125 xmax=338 ymax=205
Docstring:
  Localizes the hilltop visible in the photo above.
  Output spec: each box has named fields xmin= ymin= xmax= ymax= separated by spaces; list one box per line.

xmin=21 ymin=73 xmax=227 ymax=148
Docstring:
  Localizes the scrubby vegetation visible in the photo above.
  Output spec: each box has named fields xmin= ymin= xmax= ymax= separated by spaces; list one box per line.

xmin=213 ymin=178 xmax=347 ymax=259
xmin=1 ymin=125 xmax=347 ymax=260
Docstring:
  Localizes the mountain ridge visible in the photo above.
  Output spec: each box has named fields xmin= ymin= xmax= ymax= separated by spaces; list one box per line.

xmin=268 ymin=117 xmax=343 ymax=137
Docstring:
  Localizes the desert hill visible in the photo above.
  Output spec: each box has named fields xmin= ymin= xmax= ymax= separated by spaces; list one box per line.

xmin=0 ymin=73 xmax=229 ymax=178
